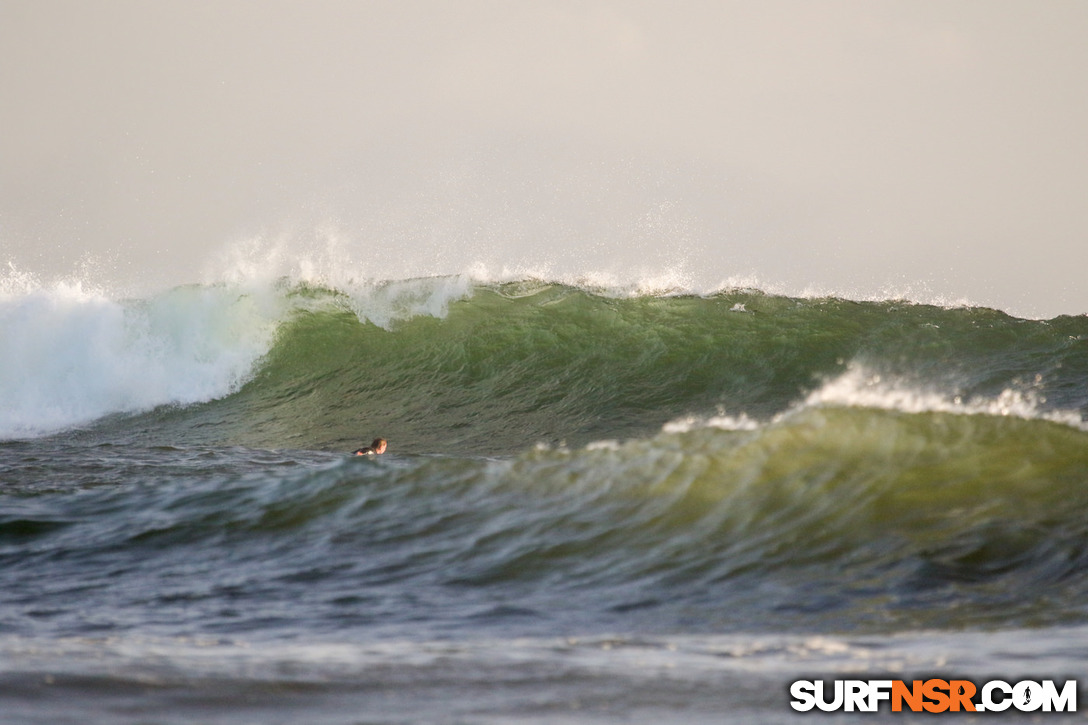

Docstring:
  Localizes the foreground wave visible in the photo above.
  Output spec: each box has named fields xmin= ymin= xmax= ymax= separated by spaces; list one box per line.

xmin=4 ymin=403 xmax=1088 ymax=637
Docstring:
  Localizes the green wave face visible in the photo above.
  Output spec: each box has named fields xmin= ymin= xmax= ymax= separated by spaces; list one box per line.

xmin=125 ymin=280 xmax=1087 ymax=455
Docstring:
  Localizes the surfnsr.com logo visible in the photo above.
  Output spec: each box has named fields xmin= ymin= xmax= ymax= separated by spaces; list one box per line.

xmin=790 ymin=679 xmax=1078 ymax=713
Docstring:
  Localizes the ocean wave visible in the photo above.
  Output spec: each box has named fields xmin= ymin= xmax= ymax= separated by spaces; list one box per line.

xmin=2 ymin=271 xmax=1085 ymax=445
xmin=7 ymin=405 xmax=1088 ymax=632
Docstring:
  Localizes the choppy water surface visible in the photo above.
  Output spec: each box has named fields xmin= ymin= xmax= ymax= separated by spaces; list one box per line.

xmin=2 ymin=276 xmax=1087 ymax=722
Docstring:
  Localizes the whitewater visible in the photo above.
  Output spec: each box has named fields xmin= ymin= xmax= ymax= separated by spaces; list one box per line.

xmin=2 ymin=261 xmax=1087 ymax=723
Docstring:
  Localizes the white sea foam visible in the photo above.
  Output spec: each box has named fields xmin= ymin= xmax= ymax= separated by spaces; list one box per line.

xmin=805 ymin=363 xmax=1085 ymax=428
xmin=338 ymin=275 xmax=477 ymax=329
xmin=661 ymin=363 xmax=1085 ymax=437
xmin=662 ymin=413 xmax=761 ymax=434
xmin=3 ymin=626 xmax=1082 ymax=684
xmin=0 ymin=272 xmax=287 ymax=439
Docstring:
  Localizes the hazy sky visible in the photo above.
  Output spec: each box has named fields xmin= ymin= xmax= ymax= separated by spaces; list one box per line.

xmin=2 ymin=0 xmax=1086 ymax=317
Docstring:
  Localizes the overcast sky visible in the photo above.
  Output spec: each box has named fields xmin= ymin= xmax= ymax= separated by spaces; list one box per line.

xmin=2 ymin=0 xmax=1086 ymax=317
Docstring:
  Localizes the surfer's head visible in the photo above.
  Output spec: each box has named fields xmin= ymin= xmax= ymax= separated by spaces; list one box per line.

xmin=353 ymin=438 xmax=387 ymax=455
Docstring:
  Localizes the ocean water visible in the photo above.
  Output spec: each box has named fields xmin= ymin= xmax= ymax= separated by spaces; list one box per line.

xmin=1 ymin=273 xmax=1087 ymax=723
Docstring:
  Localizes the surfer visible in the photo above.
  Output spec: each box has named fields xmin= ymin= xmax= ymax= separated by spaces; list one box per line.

xmin=353 ymin=438 xmax=387 ymax=456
